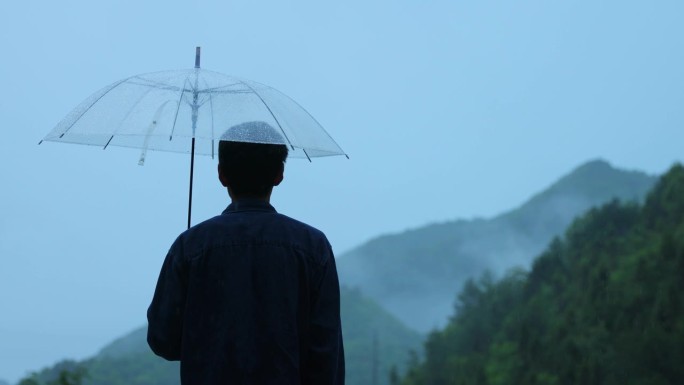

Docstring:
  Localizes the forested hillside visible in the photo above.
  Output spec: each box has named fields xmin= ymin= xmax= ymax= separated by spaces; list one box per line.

xmin=21 ymin=287 xmax=422 ymax=385
xmin=399 ymin=164 xmax=684 ymax=385
xmin=337 ymin=160 xmax=657 ymax=331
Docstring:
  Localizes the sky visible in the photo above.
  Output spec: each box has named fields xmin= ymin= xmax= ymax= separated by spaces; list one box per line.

xmin=1 ymin=0 xmax=684 ymax=383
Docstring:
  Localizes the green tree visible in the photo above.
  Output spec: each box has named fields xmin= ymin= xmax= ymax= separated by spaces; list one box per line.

xmin=399 ymin=164 xmax=684 ymax=385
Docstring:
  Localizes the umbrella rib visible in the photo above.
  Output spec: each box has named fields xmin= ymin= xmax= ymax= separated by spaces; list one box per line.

xmin=127 ymin=80 xmax=182 ymax=92
xmin=127 ymin=76 xmax=207 ymax=94
xmin=249 ymin=80 xmax=348 ymax=158
xmin=103 ymin=135 xmax=114 ymax=150
xmin=196 ymin=83 xmax=245 ymax=93
xmin=58 ymin=76 xmax=133 ymax=138
xmin=236 ymin=79 xmax=295 ymax=151
xmin=103 ymin=84 xmax=160 ymax=149
xmin=202 ymin=89 xmax=253 ymax=95
xmin=128 ymin=76 xmax=186 ymax=92
xmin=169 ymin=79 xmax=189 ymax=141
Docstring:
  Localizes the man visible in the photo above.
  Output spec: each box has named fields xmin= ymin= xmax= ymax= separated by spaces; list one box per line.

xmin=147 ymin=121 xmax=345 ymax=384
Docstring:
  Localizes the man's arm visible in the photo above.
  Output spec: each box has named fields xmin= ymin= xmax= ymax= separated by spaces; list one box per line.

xmin=147 ymin=238 xmax=187 ymax=361
xmin=305 ymin=241 xmax=345 ymax=385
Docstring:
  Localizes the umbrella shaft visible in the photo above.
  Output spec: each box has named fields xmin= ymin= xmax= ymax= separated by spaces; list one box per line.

xmin=187 ymin=137 xmax=196 ymax=229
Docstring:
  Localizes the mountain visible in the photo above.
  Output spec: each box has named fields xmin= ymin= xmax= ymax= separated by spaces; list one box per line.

xmin=340 ymin=287 xmax=424 ymax=385
xmin=337 ymin=159 xmax=657 ymax=331
xmin=21 ymin=159 xmax=658 ymax=384
xmin=400 ymin=164 xmax=684 ymax=385
xmin=23 ymin=287 xmax=422 ymax=385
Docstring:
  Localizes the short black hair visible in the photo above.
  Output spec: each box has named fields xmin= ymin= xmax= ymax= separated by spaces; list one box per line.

xmin=218 ymin=122 xmax=289 ymax=197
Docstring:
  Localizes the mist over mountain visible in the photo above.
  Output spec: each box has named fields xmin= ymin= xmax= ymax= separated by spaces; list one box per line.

xmin=337 ymin=159 xmax=657 ymax=332
xmin=399 ymin=164 xmax=684 ymax=385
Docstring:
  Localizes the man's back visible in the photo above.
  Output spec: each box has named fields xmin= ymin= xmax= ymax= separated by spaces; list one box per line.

xmin=147 ymin=199 xmax=345 ymax=384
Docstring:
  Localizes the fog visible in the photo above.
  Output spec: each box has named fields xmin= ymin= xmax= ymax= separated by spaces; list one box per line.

xmin=336 ymin=160 xmax=657 ymax=331
xmin=1 ymin=1 xmax=684 ymax=383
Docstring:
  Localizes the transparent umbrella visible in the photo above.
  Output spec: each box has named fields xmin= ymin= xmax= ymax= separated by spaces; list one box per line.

xmin=41 ymin=47 xmax=347 ymax=228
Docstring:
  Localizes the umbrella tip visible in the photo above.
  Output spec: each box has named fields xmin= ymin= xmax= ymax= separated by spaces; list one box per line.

xmin=195 ymin=47 xmax=201 ymax=69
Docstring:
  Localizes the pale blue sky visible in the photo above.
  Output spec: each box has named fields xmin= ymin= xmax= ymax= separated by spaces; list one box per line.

xmin=1 ymin=1 xmax=684 ymax=382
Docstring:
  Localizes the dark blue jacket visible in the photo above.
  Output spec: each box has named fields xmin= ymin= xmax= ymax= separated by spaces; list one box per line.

xmin=147 ymin=200 xmax=344 ymax=384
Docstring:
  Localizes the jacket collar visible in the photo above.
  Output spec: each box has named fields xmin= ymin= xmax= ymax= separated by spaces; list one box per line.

xmin=223 ymin=199 xmax=276 ymax=214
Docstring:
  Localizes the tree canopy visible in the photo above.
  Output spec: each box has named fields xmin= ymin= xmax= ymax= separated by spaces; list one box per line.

xmin=400 ymin=164 xmax=684 ymax=385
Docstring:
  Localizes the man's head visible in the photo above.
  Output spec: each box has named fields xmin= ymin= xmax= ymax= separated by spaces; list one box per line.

xmin=218 ymin=121 xmax=289 ymax=200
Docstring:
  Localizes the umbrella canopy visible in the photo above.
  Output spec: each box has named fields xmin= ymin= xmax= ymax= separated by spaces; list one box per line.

xmin=42 ymin=68 xmax=346 ymax=163
xmin=41 ymin=48 xmax=347 ymax=228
